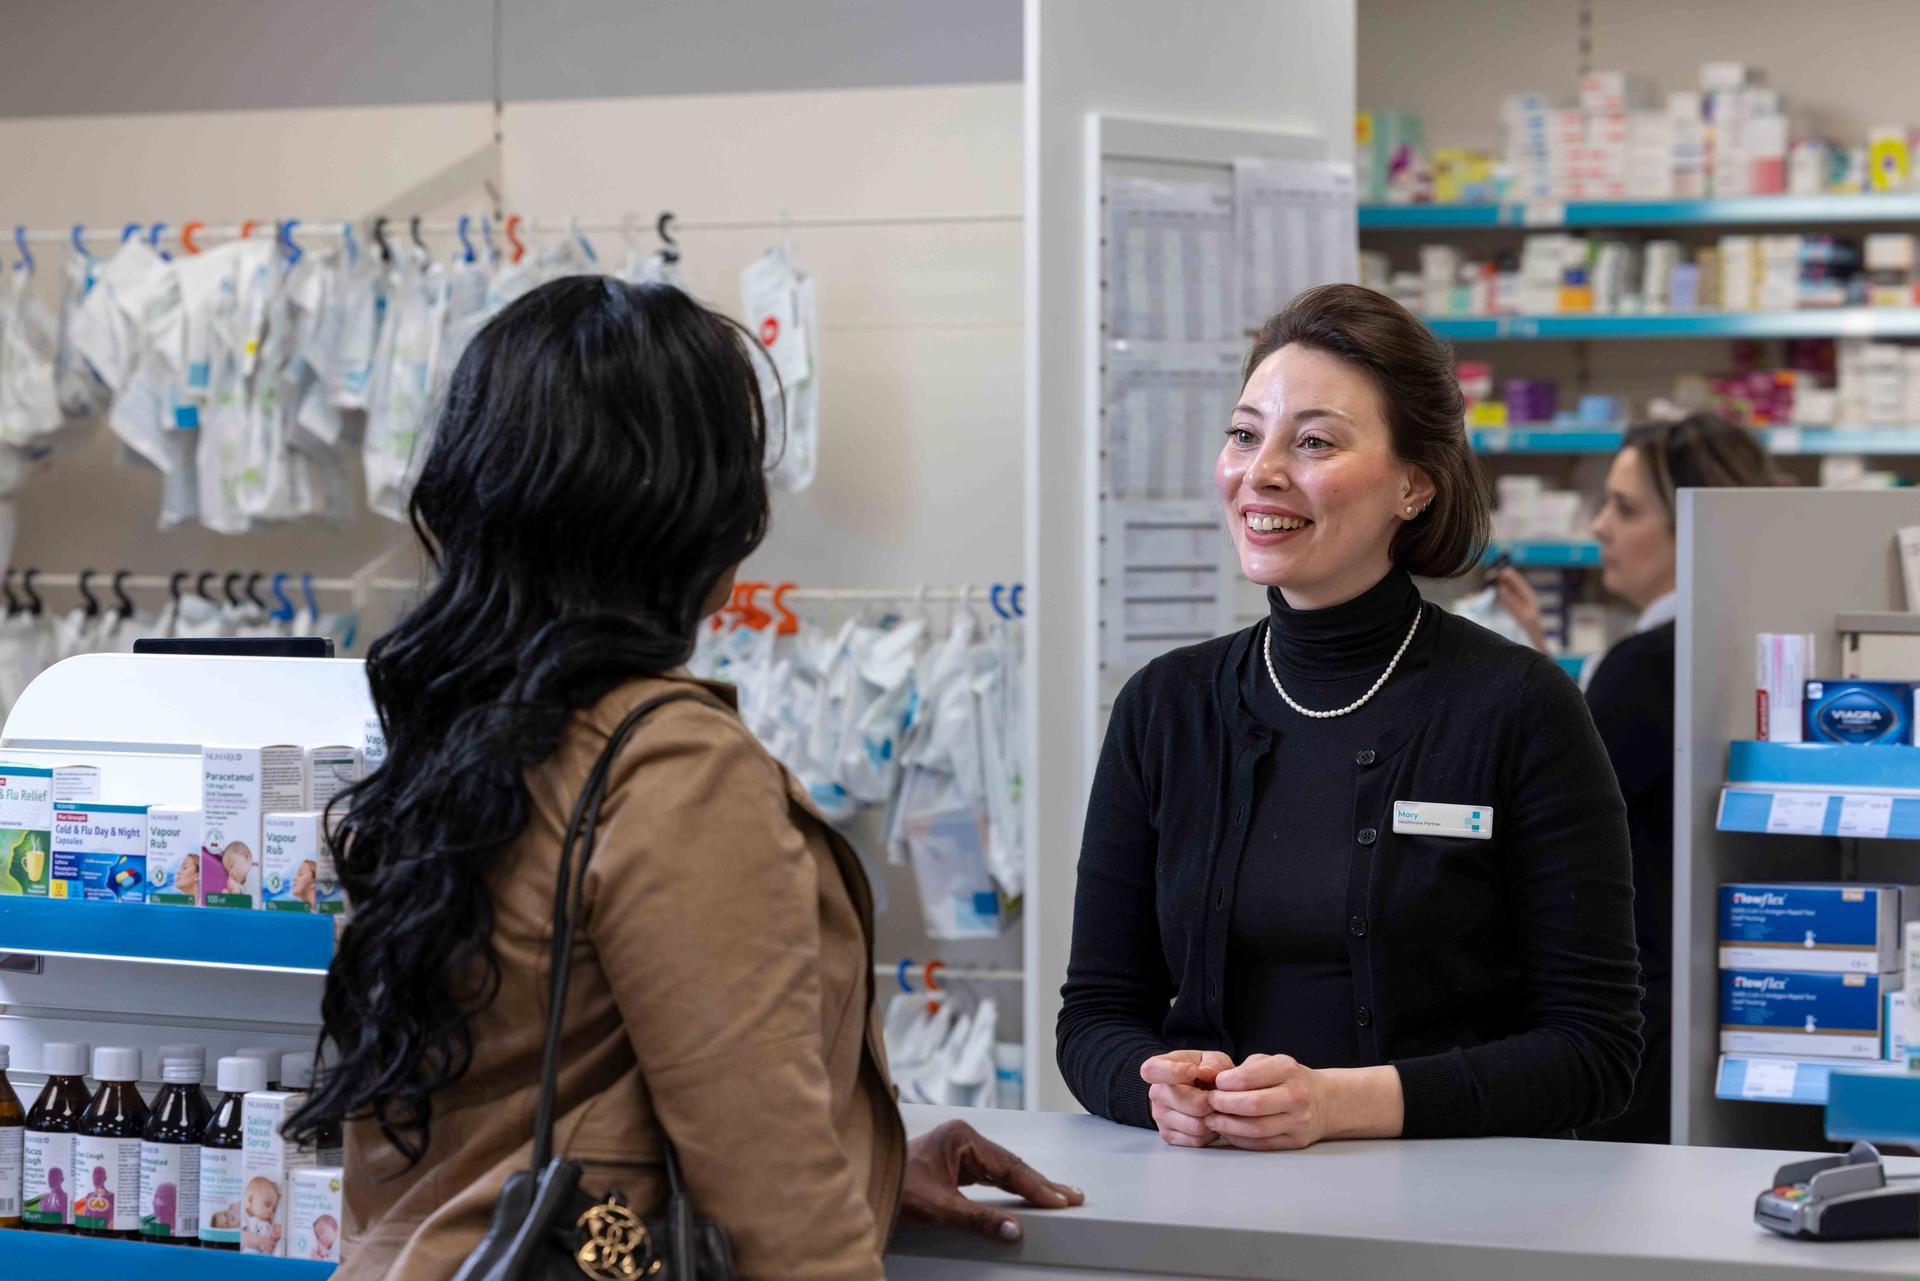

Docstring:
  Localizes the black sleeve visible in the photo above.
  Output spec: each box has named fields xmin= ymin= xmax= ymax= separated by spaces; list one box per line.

xmin=1055 ymin=669 xmax=1175 ymax=1130
xmin=1391 ymin=654 xmax=1646 ymax=1137
xmin=1584 ymin=630 xmax=1675 ymax=801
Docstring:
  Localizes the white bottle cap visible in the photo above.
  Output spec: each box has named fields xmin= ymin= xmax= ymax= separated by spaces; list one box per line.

xmin=162 ymin=1056 xmax=204 ymax=1086
xmin=158 ymin=1042 xmax=207 ymax=1068
xmin=93 ymin=1046 xmax=141 ymax=1082
xmin=42 ymin=1042 xmax=87 ymax=1078
xmin=280 ymin=1051 xmax=315 ymax=1090
xmin=217 ymin=1056 xmax=268 ymax=1096
xmin=236 ymin=1047 xmax=282 ymax=1080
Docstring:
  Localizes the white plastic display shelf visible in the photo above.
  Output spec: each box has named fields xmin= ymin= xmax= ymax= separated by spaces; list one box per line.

xmin=1470 ymin=426 xmax=1920 ymax=456
xmin=1717 ymin=1053 xmax=1912 ymax=1106
xmin=1360 ymin=193 xmax=1920 ymax=229
xmin=1425 ymin=311 xmax=1920 ymax=341
xmin=1716 ymin=741 xmax=1920 ymax=840
xmin=1826 ymin=1069 xmax=1920 ymax=1145
xmin=0 ymin=895 xmax=334 ymax=973
xmin=0 ymin=1229 xmax=334 ymax=1277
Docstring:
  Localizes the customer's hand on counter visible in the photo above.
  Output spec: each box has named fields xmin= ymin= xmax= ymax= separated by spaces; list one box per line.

xmin=1204 ymin=1055 xmax=1406 ymax=1151
xmin=901 ymin=1118 xmax=1086 ymax=1243
xmin=1140 ymin=1050 xmax=1235 ymax=1148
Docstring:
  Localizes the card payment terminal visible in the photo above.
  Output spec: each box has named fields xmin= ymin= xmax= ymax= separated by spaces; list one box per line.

xmin=1754 ymin=1142 xmax=1920 ymax=1241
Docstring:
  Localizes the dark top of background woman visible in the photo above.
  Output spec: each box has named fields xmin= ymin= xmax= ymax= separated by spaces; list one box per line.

xmin=1057 ymin=579 xmax=1646 ymax=1139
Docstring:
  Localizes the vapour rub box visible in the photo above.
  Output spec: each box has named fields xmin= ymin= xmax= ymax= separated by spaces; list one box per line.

xmin=1720 ymin=970 xmax=1903 ymax=1060
xmin=287 ymin=1167 xmax=345 ymax=1263
xmin=0 ymin=764 xmax=102 ymax=896
xmin=1755 ymin=634 xmax=1814 ymax=742
xmin=263 ymin=812 xmax=340 ymax=914
xmin=241 ymin=1091 xmax=315 ymax=1256
xmin=49 ymin=802 xmax=150 ymax=901
xmin=201 ymin=746 xmax=305 ymax=910
xmin=1803 ymin=680 xmax=1916 ymax=745
xmin=362 ymin=718 xmax=387 ymax=773
xmin=1717 ymin=883 xmax=1905 ymax=974
xmin=146 ymin=805 xmax=203 ymax=906
xmin=305 ymin=746 xmax=361 ymax=814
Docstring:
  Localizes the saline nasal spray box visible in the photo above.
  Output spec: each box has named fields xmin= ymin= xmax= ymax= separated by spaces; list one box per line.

xmin=202 ymin=746 xmax=305 ymax=910
xmin=0 ymin=764 xmax=102 ymax=896
xmin=50 ymin=801 xmax=150 ymax=901
xmin=1721 ymin=970 xmax=1903 ymax=1060
xmin=1718 ymin=883 xmax=1906 ymax=973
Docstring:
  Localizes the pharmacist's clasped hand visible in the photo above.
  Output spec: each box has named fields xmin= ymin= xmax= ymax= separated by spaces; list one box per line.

xmin=1140 ymin=1049 xmax=1235 ymax=1148
xmin=1204 ymin=1054 xmax=1329 ymax=1151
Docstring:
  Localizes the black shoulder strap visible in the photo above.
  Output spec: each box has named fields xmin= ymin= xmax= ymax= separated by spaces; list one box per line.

xmin=531 ymin=690 xmax=718 ymax=1169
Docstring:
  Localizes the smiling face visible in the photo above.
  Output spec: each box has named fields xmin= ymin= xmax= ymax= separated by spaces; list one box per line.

xmin=1592 ymin=446 xmax=1677 ymax=610
xmin=1216 ymin=344 xmax=1435 ymax=608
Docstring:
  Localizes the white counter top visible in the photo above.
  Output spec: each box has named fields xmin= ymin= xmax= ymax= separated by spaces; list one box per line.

xmin=885 ymin=1105 xmax=1920 ymax=1281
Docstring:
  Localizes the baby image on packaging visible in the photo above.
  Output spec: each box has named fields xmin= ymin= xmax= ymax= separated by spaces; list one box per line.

xmin=241 ymin=1175 xmax=280 ymax=1255
xmin=202 ymin=841 xmax=256 ymax=904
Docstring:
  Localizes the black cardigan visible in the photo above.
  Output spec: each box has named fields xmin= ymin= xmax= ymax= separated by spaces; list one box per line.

xmin=1056 ymin=609 xmax=1645 ymax=1138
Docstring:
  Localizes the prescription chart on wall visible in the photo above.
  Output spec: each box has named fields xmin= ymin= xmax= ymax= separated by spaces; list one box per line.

xmin=1097 ymin=158 xmax=1355 ymax=695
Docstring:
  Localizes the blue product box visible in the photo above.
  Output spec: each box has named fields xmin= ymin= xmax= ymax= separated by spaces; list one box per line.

xmin=1720 ymin=970 xmax=1901 ymax=1060
xmin=1717 ymin=882 xmax=1903 ymax=973
xmin=1803 ymin=680 xmax=1915 ymax=745
xmin=49 ymin=801 xmax=150 ymax=902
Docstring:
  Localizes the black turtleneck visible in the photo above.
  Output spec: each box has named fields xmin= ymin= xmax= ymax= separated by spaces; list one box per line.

xmin=1228 ymin=568 xmax=1437 ymax=1066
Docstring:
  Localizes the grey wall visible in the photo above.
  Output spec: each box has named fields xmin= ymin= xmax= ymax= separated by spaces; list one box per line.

xmin=0 ymin=0 xmax=1021 ymax=117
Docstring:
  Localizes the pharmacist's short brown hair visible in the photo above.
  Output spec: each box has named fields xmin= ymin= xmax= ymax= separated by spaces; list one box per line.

xmin=1245 ymin=283 xmax=1492 ymax=578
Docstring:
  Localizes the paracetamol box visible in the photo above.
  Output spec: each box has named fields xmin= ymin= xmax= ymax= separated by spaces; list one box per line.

xmin=241 ymin=1091 xmax=315 ymax=1257
xmin=305 ymin=746 xmax=361 ymax=814
xmin=1720 ymin=970 xmax=1902 ymax=1060
xmin=263 ymin=812 xmax=330 ymax=914
xmin=287 ymin=1167 xmax=344 ymax=1262
xmin=49 ymin=801 xmax=149 ymax=902
xmin=201 ymin=746 xmax=305 ymax=910
xmin=1804 ymin=680 xmax=1916 ymax=745
xmin=146 ymin=805 xmax=203 ymax=906
xmin=0 ymin=764 xmax=102 ymax=896
xmin=1718 ymin=882 xmax=1904 ymax=973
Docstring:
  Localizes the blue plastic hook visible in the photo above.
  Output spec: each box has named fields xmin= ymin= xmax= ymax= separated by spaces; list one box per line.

xmin=269 ymin=572 xmax=295 ymax=622
xmin=896 ymin=958 xmax=915 ymax=994
xmin=1009 ymin=583 xmax=1026 ymax=618
xmin=341 ymin=222 xmax=357 ymax=266
xmin=148 ymin=221 xmax=170 ymax=262
xmin=12 ymin=226 xmax=30 ymax=275
xmin=121 ymin=222 xmax=142 ymax=243
xmin=456 ymin=215 xmax=475 ymax=263
xmin=71 ymin=224 xmax=89 ymax=258
xmin=990 ymin=584 xmax=1009 ymax=620
xmin=479 ymin=214 xmax=496 ymax=264
xmin=279 ymin=218 xmax=302 ymax=265
xmin=301 ymin=572 xmax=318 ymax=618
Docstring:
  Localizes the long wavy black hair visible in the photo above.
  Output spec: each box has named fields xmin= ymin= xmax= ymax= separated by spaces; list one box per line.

xmin=287 ymin=276 xmax=771 ymax=1162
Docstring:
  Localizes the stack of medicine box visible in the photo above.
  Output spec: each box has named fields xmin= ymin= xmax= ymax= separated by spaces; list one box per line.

xmin=1719 ymin=884 xmax=1914 ymax=1070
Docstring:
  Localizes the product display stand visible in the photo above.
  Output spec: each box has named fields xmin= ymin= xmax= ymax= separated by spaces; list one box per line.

xmin=1673 ymin=488 xmax=1920 ymax=1148
xmin=0 ymin=652 xmax=370 ymax=1277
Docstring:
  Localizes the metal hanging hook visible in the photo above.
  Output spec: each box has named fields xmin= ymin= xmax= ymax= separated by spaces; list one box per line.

xmin=371 ymin=215 xmax=393 ymax=264
xmin=656 ymin=211 xmax=680 ymax=264
xmin=409 ymin=216 xmax=427 ymax=256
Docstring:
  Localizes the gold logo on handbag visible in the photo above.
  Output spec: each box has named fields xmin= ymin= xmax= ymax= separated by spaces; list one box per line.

xmin=575 ymin=1197 xmax=661 ymax=1280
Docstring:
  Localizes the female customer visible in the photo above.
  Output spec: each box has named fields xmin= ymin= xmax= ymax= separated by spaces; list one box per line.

xmin=1495 ymin=413 xmax=1785 ymax=1143
xmin=288 ymin=277 xmax=1079 ymax=1280
xmin=1057 ymin=283 xmax=1644 ymax=1151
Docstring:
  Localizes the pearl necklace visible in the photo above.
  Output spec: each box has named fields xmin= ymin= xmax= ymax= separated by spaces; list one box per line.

xmin=1263 ymin=604 xmax=1423 ymax=720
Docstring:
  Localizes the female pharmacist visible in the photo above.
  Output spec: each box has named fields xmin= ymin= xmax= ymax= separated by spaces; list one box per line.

xmin=1057 ymin=284 xmax=1644 ymax=1151
xmin=284 ymin=278 xmax=1080 ymax=1281
xmin=1494 ymin=413 xmax=1784 ymax=1143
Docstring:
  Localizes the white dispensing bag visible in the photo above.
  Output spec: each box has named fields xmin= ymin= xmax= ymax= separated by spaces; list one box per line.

xmin=740 ymin=247 xmax=819 ymax=492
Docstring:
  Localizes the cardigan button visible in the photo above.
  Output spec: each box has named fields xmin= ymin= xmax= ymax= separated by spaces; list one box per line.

xmin=1349 ymin=916 xmax=1367 ymax=937
xmin=1355 ymin=1005 xmax=1373 ymax=1027
xmin=1355 ymin=749 xmax=1376 ymax=766
xmin=1357 ymin=827 xmax=1378 ymax=846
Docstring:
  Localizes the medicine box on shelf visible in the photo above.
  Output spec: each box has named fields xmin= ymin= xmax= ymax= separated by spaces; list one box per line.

xmin=1718 ymin=883 xmax=1909 ymax=974
xmin=1720 ymin=970 xmax=1903 ymax=1060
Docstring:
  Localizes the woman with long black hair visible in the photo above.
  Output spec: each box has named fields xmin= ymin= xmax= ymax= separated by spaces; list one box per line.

xmin=286 ymin=276 xmax=1078 ymax=1280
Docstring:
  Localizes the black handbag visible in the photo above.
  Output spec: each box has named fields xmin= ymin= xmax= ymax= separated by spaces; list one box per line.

xmin=453 ymin=692 xmax=738 ymax=1281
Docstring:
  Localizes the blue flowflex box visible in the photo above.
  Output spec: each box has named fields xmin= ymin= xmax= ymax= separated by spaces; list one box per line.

xmin=1802 ymin=680 xmax=1915 ymax=745
xmin=1718 ymin=883 xmax=1906 ymax=974
xmin=1720 ymin=970 xmax=1903 ymax=1060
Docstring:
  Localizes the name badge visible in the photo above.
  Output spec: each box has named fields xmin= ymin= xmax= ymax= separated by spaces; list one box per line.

xmin=1392 ymin=800 xmax=1493 ymax=840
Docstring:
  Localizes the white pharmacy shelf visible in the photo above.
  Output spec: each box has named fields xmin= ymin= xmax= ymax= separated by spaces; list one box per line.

xmin=1716 ymin=1054 xmax=1912 ymax=1106
xmin=1470 ymin=425 xmax=1920 ymax=456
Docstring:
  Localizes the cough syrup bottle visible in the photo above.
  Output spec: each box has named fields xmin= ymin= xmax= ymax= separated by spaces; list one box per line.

xmin=0 ymin=1044 xmax=23 ymax=1228
xmin=141 ymin=1055 xmax=213 ymax=1246
xmin=198 ymin=1055 xmax=266 ymax=1252
xmin=72 ymin=1046 xmax=149 ymax=1239
xmin=21 ymin=1040 xmax=90 ymax=1232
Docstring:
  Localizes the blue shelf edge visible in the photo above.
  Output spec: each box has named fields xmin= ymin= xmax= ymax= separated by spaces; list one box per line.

xmin=1726 ymin=740 xmax=1920 ymax=791
xmin=1826 ymin=1069 xmax=1920 ymax=1145
xmin=1425 ymin=310 xmax=1920 ymax=341
xmin=1716 ymin=1054 xmax=1911 ymax=1107
xmin=1552 ymin=655 xmax=1590 ymax=678
xmin=0 ymin=895 xmax=334 ymax=974
xmin=0 ymin=1228 xmax=335 ymax=1278
xmin=1486 ymin=541 xmax=1603 ymax=568
xmin=1361 ymin=194 xmax=1920 ymax=230
xmin=1470 ymin=426 xmax=1920 ymax=456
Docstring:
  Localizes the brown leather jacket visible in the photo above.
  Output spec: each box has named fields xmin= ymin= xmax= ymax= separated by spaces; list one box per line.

xmin=340 ymin=674 xmax=905 ymax=1280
